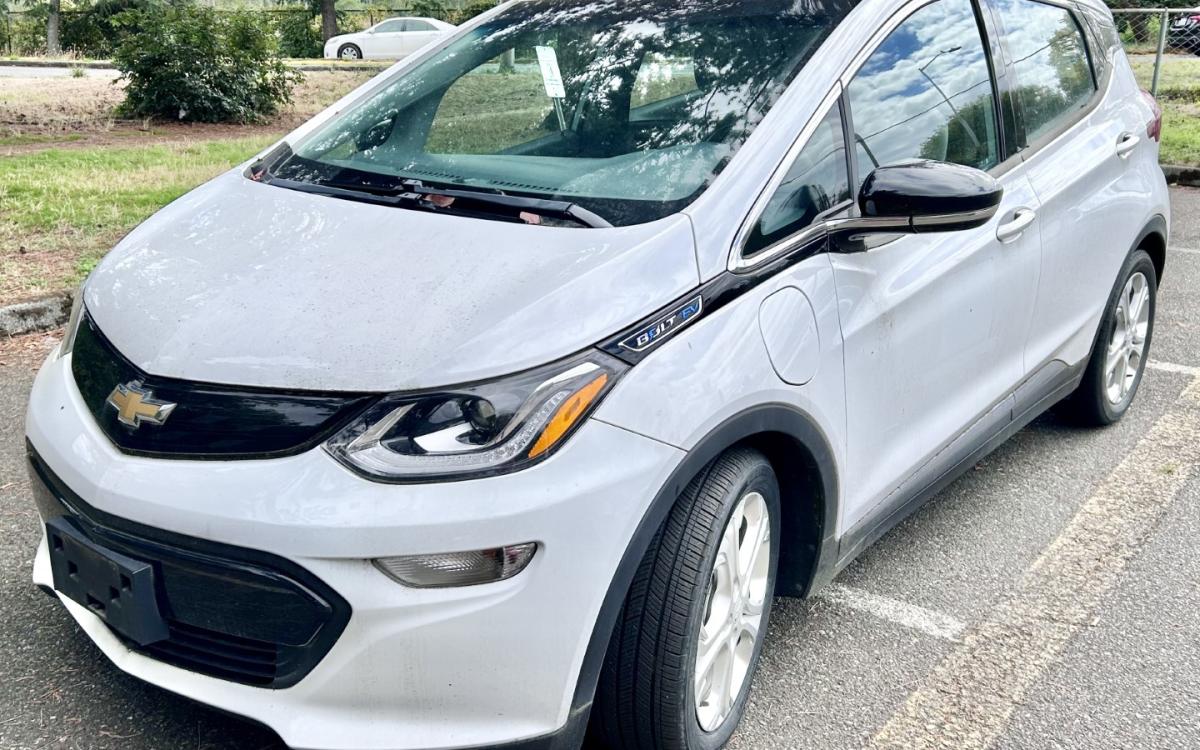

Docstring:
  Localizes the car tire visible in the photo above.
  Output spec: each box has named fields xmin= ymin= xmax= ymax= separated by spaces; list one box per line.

xmin=338 ymin=44 xmax=363 ymax=60
xmin=1060 ymin=249 xmax=1157 ymax=426
xmin=592 ymin=447 xmax=781 ymax=750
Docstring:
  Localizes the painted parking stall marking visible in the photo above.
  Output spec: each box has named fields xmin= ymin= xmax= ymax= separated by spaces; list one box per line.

xmin=1148 ymin=360 xmax=1200 ymax=377
xmin=866 ymin=374 xmax=1200 ymax=750
xmin=819 ymin=585 xmax=966 ymax=642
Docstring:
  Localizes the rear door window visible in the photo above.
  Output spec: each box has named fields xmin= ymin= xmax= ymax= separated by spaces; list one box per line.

xmin=846 ymin=0 xmax=1001 ymax=191
xmin=989 ymin=0 xmax=1097 ymax=144
xmin=375 ymin=20 xmax=405 ymax=33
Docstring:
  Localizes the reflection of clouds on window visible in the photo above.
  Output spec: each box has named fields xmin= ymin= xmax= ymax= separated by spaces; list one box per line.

xmin=847 ymin=0 xmax=999 ymax=187
xmin=991 ymin=0 xmax=1095 ymax=143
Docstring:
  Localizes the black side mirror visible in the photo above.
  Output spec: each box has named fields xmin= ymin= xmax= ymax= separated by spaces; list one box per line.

xmin=837 ymin=160 xmax=1003 ymax=237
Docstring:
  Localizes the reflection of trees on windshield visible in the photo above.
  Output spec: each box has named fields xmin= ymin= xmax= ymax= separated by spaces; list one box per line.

xmin=285 ymin=0 xmax=855 ymax=226
xmin=991 ymin=0 xmax=1095 ymax=142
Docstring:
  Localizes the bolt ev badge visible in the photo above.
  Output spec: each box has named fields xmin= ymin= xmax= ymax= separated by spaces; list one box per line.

xmin=619 ymin=296 xmax=704 ymax=353
xmin=106 ymin=382 xmax=177 ymax=429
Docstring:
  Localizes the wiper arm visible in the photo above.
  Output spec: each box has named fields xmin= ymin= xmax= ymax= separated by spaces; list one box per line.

xmin=260 ymin=170 xmax=613 ymax=229
xmin=406 ymin=184 xmax=613 ymax=229
xmin=263 ymin=176 xmax=433 ymax=211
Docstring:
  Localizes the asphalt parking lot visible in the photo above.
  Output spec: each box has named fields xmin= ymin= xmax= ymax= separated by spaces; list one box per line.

xmin=2 ymin=188 xmax=1198 ymax=750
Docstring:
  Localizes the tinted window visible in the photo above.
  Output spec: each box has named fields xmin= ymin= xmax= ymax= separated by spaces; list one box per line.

xmin=991 ymin=0 xmax=1095 ymax=143
xmin=847 ymin=0 xmax=1000 ymax=190
xmin=748 ymin=104 xmax=850 ymax=255
xmin=405 ymin=20 xmax=436 ymax=32
xmin=375 ymin=20 xmax=405 ymax=33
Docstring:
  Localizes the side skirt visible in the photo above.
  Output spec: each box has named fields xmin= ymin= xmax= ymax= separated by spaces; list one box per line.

xmin=811 ymin=359 xmax=1086 ymax=591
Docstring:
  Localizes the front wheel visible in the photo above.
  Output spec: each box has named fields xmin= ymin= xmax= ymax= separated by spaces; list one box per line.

xmin=592 ymin=448 xmax=781 ymax=750
xmin=338 ymin=44 xmax=362 ymax=60
xmin=1061 ymin=249 xmax=1157 ymax=426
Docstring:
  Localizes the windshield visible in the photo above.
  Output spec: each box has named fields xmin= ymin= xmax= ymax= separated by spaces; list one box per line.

xmin=275 ymin=0 xmax=854 ymax=226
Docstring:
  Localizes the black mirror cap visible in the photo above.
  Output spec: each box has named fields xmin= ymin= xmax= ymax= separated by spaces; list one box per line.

xmin=859 ymin=160 xmax=1003 ymax=233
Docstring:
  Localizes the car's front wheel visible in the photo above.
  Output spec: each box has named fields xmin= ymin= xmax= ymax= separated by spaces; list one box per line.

xmin=338 ymin=43 xmax=363 ymax=60
xmin=592 ymin=448 xmax=781 ymax=750
xmin=1062 ymin=249 xmax=1158 ymax=426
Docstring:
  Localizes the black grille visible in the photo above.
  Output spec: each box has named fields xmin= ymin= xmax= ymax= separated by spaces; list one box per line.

xmin=29 ymin=444 xmax=351 ymax=688
xmin=140 ymin=620 xmax=281 ymax=686
xmin=70 ymin=313 xmax=376 ymax=459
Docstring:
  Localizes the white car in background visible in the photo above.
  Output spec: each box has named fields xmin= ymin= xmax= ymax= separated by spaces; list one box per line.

xmin=323 ymin=17 xmax=456 ymax=60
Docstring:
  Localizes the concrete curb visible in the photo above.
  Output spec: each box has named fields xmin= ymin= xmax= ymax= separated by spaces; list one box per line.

xmin=1162 ymin=165 xmax=1200 ymax=188
xmin=0 ymin=291 xmax=72 ymax=338
xmin=0 ymin=59 xmax=385 ymax=73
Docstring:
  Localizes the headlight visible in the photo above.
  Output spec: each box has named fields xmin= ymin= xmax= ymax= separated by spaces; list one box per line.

xmin=58 ymin=284 xmax=86 ymax=360
xmin=325 ymin=351 xmax=626 ymax=482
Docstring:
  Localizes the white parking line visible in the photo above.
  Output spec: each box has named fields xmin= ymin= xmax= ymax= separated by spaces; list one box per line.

xmin=867 ymin=375 xmax=1200 ymax=750
xmin=819 ymin=584 xmax=966 ymax=642
xmin=1148 ymin=360 xmax=1200 ymax=377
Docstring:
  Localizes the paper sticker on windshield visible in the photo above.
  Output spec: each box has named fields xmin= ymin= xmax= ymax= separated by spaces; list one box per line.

xmin=535 ymin=46 xmax=567 ymax=99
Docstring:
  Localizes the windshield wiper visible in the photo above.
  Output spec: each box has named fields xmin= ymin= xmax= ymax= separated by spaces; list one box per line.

xmin=407 ymin=183 xmax=613 ymax=229
xmin=263 ymin=172 xmax=612 ymax=229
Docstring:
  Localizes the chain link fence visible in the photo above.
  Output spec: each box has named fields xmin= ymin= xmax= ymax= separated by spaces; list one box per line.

xmin=1111 ymin=8 xmax=1200 ymax=95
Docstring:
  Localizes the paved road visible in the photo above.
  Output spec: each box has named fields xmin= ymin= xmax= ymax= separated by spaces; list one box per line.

xmin=0 ymin=65 xmax=120 ymax=79
xmin=1 ymin=189 xmax=1199 ymax=749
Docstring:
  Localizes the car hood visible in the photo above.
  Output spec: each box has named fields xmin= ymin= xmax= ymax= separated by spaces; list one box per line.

xmin=84 ymin=170 xmax=699 ymax=392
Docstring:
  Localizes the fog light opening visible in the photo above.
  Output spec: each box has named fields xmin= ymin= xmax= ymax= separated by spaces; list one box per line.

xmin=373 ymin=543 xmax=538 ymax=588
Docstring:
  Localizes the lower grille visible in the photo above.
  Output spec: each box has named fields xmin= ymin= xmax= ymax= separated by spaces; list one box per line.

xmin=29 ymin=443 xmax=351 ymax=689
xmin=138 ymin=620 xmax=280 ymax=686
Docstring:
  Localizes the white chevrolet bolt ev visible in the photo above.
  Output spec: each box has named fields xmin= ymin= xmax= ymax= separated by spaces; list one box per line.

xmin=25 ymin=0 xmax=1168 ymax=747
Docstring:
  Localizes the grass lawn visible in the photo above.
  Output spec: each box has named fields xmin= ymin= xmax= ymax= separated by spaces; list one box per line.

xmin=0 ymin=136 xmax=274 ymax=302
xmin=1129 ymin=55 xmax=1200 ymax=166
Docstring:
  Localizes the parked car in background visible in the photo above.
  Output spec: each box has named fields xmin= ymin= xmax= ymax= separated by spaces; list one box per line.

xmin=1168 ymin=10 xmax=1200 ymax=55
xmin=323 ymin=17 xmax=456 ymax=60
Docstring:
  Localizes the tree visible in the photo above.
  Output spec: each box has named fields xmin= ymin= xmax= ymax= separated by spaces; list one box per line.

xmin=47 ymin=0 xmax=61 ymax=54
xmin=320 ymin=0 xmax=336 ymax=41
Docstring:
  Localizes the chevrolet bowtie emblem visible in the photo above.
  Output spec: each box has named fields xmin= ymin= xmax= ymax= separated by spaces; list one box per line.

xmin=106 ymin=382 xmax=176 ymax=429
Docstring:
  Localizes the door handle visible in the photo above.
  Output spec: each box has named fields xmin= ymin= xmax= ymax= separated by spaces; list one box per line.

xmin=1116 ymin=132 xmax=1141 ymax=159
xmin=997 ymin=208 xmax=1036 ymax=244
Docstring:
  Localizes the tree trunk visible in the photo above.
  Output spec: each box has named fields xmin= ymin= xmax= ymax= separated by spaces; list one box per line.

xmin=47 ymin=0 xmax=62 ymax=56
xmin=320 ymin=0 xmax=337 ymax=42
xmin=1127 ymin=15 xmax=1152 ymax=45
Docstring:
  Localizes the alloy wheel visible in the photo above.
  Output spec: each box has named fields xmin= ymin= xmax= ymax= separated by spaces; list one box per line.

xmin=1105 ymin=271 xmax=1151 ymax=406
xmin=694 ymin=491 xmax=772 ymax=732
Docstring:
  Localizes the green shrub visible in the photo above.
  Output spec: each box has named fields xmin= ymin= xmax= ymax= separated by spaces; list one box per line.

xmin=62 ymin=0 xmax=162 ymax=59
xmin=276 ymin=9 xmax=322 ymax=59
xmin=2 ymin=10 xmax=48 ymax=56
xmin=113 ymin=5 xmax=301 ymax=123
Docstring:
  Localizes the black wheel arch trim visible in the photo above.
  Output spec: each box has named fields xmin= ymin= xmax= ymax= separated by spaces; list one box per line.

xmin=1134 ymin=213 xmax=1168 ymax=282
xmin=565 ymin=404 xmax=840 ymax=739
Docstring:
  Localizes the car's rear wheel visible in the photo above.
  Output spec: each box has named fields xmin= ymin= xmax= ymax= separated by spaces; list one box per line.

xmin=592 ymin=448 xmax=780 ymax=750
xmin=1061 ymin=249 xmax=1157 ymax=426
xmin=338 ymin=44 xmax=362 ymax=60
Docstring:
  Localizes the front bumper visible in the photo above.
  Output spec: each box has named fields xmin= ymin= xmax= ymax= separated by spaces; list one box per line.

xmin=25 ymin=351 xmax=683 ymax=750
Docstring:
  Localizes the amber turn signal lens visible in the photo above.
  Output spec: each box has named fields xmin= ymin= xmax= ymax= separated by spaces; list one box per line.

xmin=528 ymin=373 xmax=610 ymax=459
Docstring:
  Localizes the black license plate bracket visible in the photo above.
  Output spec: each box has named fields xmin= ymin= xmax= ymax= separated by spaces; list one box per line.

xmin=46 ymin=516 xmax=169 ymax=646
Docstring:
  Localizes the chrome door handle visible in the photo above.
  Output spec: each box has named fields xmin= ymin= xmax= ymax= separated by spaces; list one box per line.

xmin=997 ymin=208 xmax=1036 ymax=244
xmin=1117 ymin=132 xmax=1141 ymax=159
